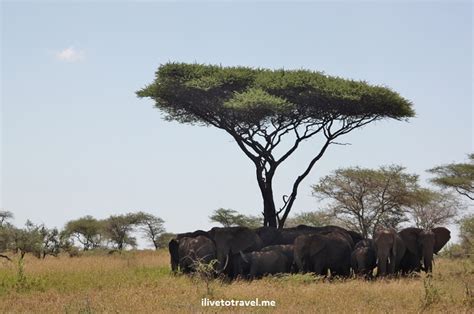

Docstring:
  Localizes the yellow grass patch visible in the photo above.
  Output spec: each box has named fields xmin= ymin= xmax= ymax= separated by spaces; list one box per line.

xmin=0 ymin=250 xmax=472 ymax=313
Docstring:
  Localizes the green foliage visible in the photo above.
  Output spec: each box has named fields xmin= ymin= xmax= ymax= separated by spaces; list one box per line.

xmin=440 ymin=244 xmax=466 ymax=259
xmin=102 ymin=213 xmax=144 ymax=250
xmin=420 ymin=277 xmax=441 ymax=310
xmin=312 ymin=165 xmax=419 ymax=237
xmin=135 ymin=212 xmax=166 ymax=250
xmin=137 ymin=63 xmax=415 ymax=228
xmin=155 ymin=232 xmax=176 ymax=249
xmin=407 ymin=188 xmax=464 ymax=229
xmin=209 ymin=208 xmax=262 ymax=228
xmin=0 ymin=220 xmax=63 ymax=259
xmin=63 ymin=212 xmax=166 ymax=251
xmin=459 ymin=214 xmax=474 ymax=256
xmin=137 ymin=63 xmax=414 ymax=125
xmin=63 ymin=216 xmax=104 ymax=250
xmin=428 ymin=154 xmax=474 ymax=200
xmin=0 ymin=210 xmax=13 ymax=226
xmin=10 ymin=221 xmax=45 ymax=258
xmin=285 ymin=210 xmax=336 ymax=227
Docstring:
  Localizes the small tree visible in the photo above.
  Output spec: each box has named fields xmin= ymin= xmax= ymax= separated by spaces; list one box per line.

xmin=459 ymin=214 xmax=474 ymax=256
xmin=428 ymin=154 xmax=474 ymax=200
xmin=209 ymin=208 xmax=238 ymax=227
xmin=103 ymin=213 xmax=143 ymax=250
xmin=407 ymin=189 xmax=464 ymax=229
xmin=39 ymin=226 xmax=62 ymax=258
xmin=9 ymin=221 xmax=44 ymax=259
xmin=312 ymin=165 xmax=419 ymax=238
xmin=137 ymin=63 xmax=414 ymax=228
xmin=155 ymin=232 xmax=176 ymax=249
xmin=0 ymin=222 xmax=14 ymax=261
xmin=209 ymin=208 xmax=262 ymax=228
xmin=63 ymin=216 xmax=104 ymax=250
xmin=0 ymin=210 xmax=13 ymax=226
xmin=136 ymin=212 xmax=166 ymax=250
xmin=239 ymin=215 xmax=263 ymax=229
xmin=284 ymin=210 xmax=336 ymax=228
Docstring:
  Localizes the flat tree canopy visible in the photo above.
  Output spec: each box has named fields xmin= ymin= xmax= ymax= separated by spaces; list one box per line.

xmin=137 ymin=63 xmax=414 ymax=228
xmin=428 ymin=154 xmax=474 ymax=200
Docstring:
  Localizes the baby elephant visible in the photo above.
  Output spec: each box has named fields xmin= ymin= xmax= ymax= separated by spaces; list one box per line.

xmin=351 ymin=239 xmax=376 ymax=279
xmin=261 ymin=245 xmax=295 ymax=272
xmin=237 ymin=250 xmax=289 ymax=279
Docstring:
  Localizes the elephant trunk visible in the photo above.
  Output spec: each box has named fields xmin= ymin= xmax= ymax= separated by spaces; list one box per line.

xmin=216 ymin=250 xmax=227 ymax=272
xmin=377 ymin=250 xmax=390 ymax=276
xmin=423 ymin=247 xmax=434 ymax=273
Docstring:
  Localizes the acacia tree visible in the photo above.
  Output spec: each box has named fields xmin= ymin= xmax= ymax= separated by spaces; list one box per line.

xmin=284 ymin=210 xmax=336 ymax=228
xmin=136 ymin=212 xmax=166 ymax=250
xmin=209 ymin=208 xmax=262 ymax=228
xmin=428 ymin=154 xmax=474 ymax=200
xmin=459 ymin=214 xmax=474 ymax=256
xmin=0 ymin=210 xmax=13 ymax=226
xmin=137 ymin=63 xmax=414 ymax=228
xmin=407 ymin=188 xmax=464 ymax=229
xmin=103 ymin=213 xmax=143 ymax=250
xmin=63 ymin=216 xmax=104 ymax=250
xmin=312 ymin=166 xmax=418 ymax=238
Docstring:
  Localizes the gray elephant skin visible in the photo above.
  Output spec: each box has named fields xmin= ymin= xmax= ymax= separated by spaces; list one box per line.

xmin=176 ymin=236 xmax=216 ymax=273
xmin=235 ymin=250 xmax=290 ymax=279
xmin=398 ymin=227 xmax=450 ymax=273
xmin=351 ymin=239 xmax=376 ymax=278
xmin=294 ymin=231 xmax=352 ymax=277
xmin=374 ymin=229 xmax=405 ymax=276
xmin=279 ymin=225 xmax=361 ymax=249
xmin=208 ymin=226 xmax=263 ymax=277
xmin=169 ymin=227 xmax=263 ymax=277
xmin=261 ymin=244 xmax=295 ymax=272
xmin=168 ymin=230 xmax=211 ymax=273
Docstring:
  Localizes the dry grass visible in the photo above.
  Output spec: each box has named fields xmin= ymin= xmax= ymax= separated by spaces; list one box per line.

xmin=0 ymin=250 xmax=472 ymax=313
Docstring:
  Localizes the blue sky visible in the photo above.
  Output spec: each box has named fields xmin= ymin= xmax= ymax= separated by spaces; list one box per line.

xmin=1 ymin=1 xmax=472 ymax=246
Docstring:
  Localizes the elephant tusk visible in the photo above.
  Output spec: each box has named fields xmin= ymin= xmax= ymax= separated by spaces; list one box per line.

xmin=240 ymin=251 xmax=249 ymax=264
xmin=222 ymin=254 xmax=229 ymax=271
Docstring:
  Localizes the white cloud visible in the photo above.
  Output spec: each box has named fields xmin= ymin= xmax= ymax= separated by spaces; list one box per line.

xmin=55 ymin=47 xmax=85 ymax=62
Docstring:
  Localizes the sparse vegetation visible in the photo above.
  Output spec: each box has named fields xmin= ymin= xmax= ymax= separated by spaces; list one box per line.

xmin=0 ymin=250 xmax=472 ymax=312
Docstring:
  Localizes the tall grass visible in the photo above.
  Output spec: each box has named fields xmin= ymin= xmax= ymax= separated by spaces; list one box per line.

xmin=0 ymin=250 xmax=472 ymax=313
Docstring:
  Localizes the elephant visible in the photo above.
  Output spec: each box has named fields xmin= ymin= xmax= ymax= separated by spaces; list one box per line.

xmin=235 ymin=250 xmax=290 ymax=279
xmin=176 ymin=230 xmax=210 ymax=240
xmin=398 ymin=227 xmax=450 ymax=274
xmin=169 ymin=229 xmax=211 ymax=272
xmin=351 ymin=239 xmax=376 ymax=279
xmin=293 ymin=231 xmax=352 ymax=277
xmin=170 ymin=235 xmax=216 ymax=273
xmin=260 ymin=244 xmax=295 ymax=272
xmin=374 ymin=229 xmax=406 ymax=277
xmin=255 ymin=227 xmax=283 ymax=247
xmin=279 ymin=225 xmax=360 ymax=248
xmin=208 ymin=226 xmax=263 ymax=278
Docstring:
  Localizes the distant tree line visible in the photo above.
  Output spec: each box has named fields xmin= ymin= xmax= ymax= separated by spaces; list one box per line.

xmin=0 ymin=211 xmax=168 ymax=260
xmin=1 ymin=155 xmax=471 ymax=259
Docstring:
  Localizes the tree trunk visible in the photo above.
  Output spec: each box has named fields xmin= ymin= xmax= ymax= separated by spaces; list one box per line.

xmin=257 ymin=173 xmax=277 ymax=227
xmin=262 ymin=188 xmax=277 ymax=228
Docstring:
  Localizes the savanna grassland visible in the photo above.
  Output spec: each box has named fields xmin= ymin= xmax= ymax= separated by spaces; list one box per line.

xmin=0 ymin=250 xmax=472 ymax=313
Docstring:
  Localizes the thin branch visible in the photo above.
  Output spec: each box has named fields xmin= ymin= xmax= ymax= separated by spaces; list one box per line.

xmin=455 ymin=187 xmax=474 ymax=200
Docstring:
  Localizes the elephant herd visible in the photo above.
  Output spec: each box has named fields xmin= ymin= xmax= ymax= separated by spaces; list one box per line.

xmin=168 ymin=225 xmax=451 ymax=279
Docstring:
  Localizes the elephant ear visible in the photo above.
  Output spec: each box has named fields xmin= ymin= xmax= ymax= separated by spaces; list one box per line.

xmin=432 ymin=227 xmax=451 ymax=254
xmin=398 ymin=228 xmax=421 ymax=255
